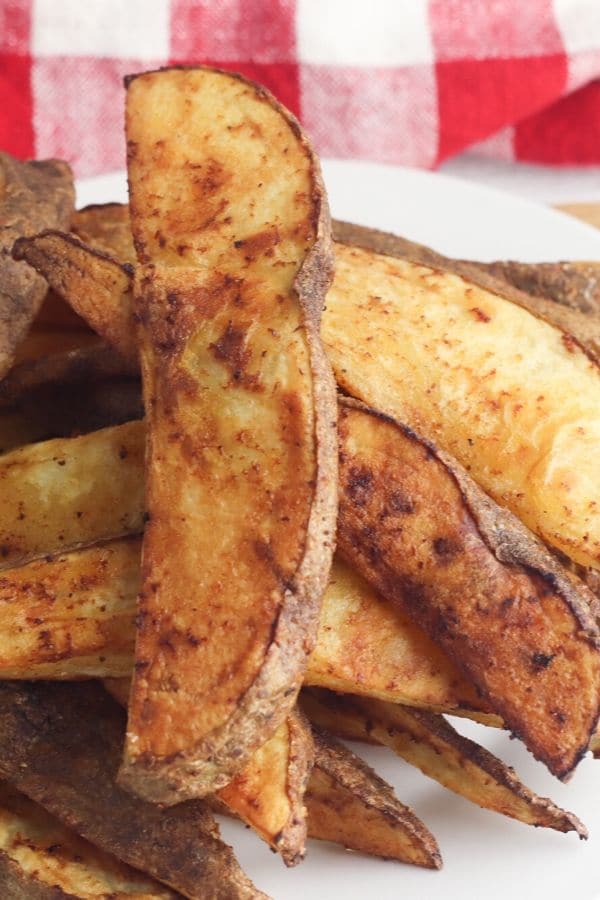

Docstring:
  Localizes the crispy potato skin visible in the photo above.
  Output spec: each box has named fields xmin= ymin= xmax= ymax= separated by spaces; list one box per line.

xmin=305 ymin=692 xmax=586 ymax=837
xmin=336 ymin=400 xmax=600 ymax=779
xmin=219 ymin=710 xmax=313 ymax=867
xmin=13 ymin=232 xmax=137 ymax=362
xmin=121 ymin=67 xmax=337 ymax=802
xmin=481 ymin=259 xmax=600 ymax=316
xmin=0 ymin=781 xmax=179 ymax=899
xmin=327 ymin=223 xmax=600 ymax=570
xmin=72 ymin=203 xmax=137 ymax=264
xmin=0 ymin=152 xmax=74 ymax=378
xmin=306 ymin=727 xmax=441 ymax=868
xmin=0 ymin=421 xmax=145 ymax=569
xmin=0 ymin=682 xmax=265 ymax=900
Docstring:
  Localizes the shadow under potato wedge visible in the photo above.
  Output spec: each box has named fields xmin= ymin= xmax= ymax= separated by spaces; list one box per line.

xmin=120 ymin=66 xmax=338 ymax=804
xmin=0 ymin=681 xmax=266 ymax=900
xmin=0 ymin=780 xmax=180 ymax=899
xmin=301 ymin=690 xmax=587 ymax=838
xmin=0 ymin=151 xmax=75 ymax=379
xmin=0 ymin=343 xmax=142 ymax=455
xmin=336 ymin=398 xmax=600 ymax=780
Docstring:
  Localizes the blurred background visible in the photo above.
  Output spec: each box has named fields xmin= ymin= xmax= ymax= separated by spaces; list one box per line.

xmin=1 ymin=0 xmax=600 ymax=211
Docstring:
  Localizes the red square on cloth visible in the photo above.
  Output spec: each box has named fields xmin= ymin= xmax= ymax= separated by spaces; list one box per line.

xmin=0 ymin=53 xmax=33 ymax=158
xmin=515 ymin=79 xmax=600 ymax=164
xmin=435 ymin=54 xmax=567 ymax=162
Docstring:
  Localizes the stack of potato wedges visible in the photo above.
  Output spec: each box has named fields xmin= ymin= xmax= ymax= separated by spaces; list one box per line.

xmin=0 ymin=65 xmax=599 ymax=898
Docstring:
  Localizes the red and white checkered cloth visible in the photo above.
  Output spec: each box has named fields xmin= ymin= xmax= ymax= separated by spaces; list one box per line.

xmin=1 ymin=0 xmax=600 ymax=178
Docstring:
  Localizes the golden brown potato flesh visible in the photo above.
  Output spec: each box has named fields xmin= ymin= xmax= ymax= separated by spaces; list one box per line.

xmin=304 ymin=691 xmax=586 ymax=837
xmin=0 ymin=152 xmax=74 ymax=378
xmin=13 ymin=231 xmax=137 ymax=362
xmin=0 ymin=681 xmax=265 ymax=900
xmin=336 ymin=400 xmax=600 ymax=780
xmin=324 ymin=239 xmax=600 ymax=571
xmin=306 ymin=728 xmax=441 ymax=868
xmin=121 ymin=67 xmax=337 ymax=803
xmin=0 ymin=781 xmax=179 ymax=899
xmin=0 ymin=422 xmax=144 ymax=569
xmin=0 ymin=539 xmax=138 ymax=678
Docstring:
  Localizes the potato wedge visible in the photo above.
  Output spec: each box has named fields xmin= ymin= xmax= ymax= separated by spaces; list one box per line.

xmin=72 ymin=202 xmax=136 ymax=264
xmin=306 ymin=727 xmax=441 ymax=867
xmin=0 ymin=681 xmax=265 ymax=899
xmin=121 ymin=67 xmax=337 ymax=803
xmin=0 ymin=539 xmax=138 ymax=678
xmin=336 ymin=399 xmax=600 ymax=779
xmin=302 ymin=691 xmax=586 ymax=837
xmin=327 ymin=222 xmax=600 ymax=571
xmin=0 ymin=421 xmax=144 ymax=568
xmin=13 ymin=232 xmax=137 ymax=362
xmin=0 ymin=534 xmax=491 ymax=727
xmin=0 ymin=781 xmax=179 ymax=899
xmin=0 ymin=152 xmax=74 ymax=378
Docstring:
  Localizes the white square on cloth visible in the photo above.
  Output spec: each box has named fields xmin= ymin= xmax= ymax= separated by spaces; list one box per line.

xmin=296 ymin=0 xmax=434 ymax=67
xmin=32 ymin=0 xmax=170 ymax=58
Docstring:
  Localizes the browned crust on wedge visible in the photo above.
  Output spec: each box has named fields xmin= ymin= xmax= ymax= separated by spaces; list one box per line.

xmin=332 ymin=219 xmax=600 ymax=366
xmin=0 ymin=153 xmax=74 ymax=378
xmin=120 ymin=66 xmax=337 ymax=803
xmin=336 ymin=398 xmax=600 ymax=780
xmin=307 ymin=726 xmax=441 ymax=867
xmin=0 ymin=681 xmax=265 ymax=900
xmin=13 ymin=231 xmax=136 ymax=361
xmin=317 ymin=692 xmax=587 ymax=837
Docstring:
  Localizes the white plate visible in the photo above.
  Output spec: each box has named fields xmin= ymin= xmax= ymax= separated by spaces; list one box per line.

xmin=78 ymin=161 xmax=600 ymax=900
